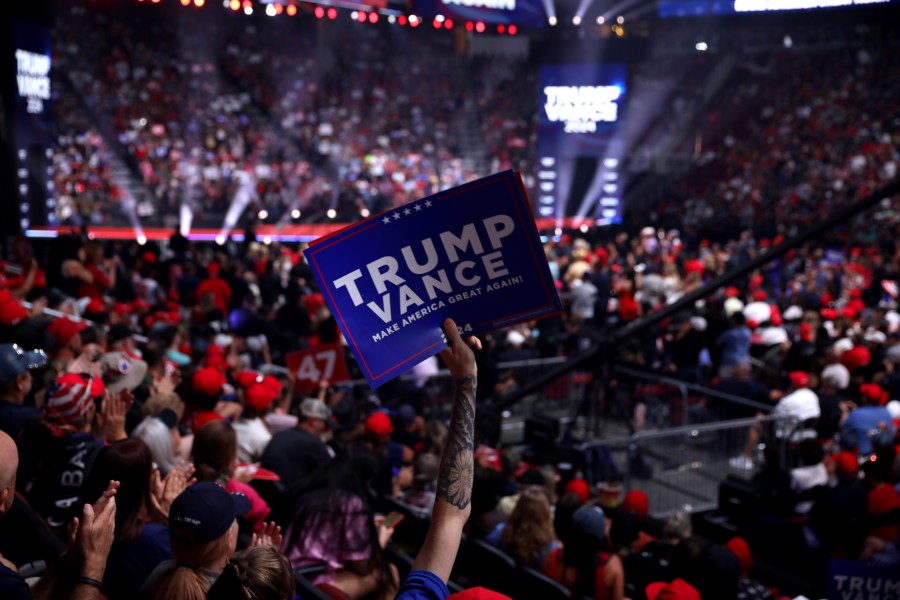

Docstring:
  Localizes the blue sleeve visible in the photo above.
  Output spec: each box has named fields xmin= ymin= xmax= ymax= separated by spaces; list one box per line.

xmin=388 ymin=441 xmax=406 ymax=468
xmin=0 ymin=564 xmax=33 ymax=600
xmin=485 ymin=523 xmax=505 ymax=549
xmin=395 ymin=570 xmax=450 ymax=600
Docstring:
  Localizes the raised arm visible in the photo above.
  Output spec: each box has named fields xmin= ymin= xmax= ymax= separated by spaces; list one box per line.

xmin=410 ymin=318 xmax=480 ymax=583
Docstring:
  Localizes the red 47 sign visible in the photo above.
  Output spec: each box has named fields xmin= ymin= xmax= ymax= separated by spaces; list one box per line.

xmin=285 ymin=343 xmax=351 ymax=391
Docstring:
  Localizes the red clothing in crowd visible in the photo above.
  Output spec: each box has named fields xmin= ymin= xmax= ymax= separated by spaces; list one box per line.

xmin=196 ymin=277 xmax=232 ymax=314
xmin=841 ymin=345 xmax=871 ymax=373
xmin=868 ymin=483 xmax=900 ymax=542
xmin=78 ymin=264 xmax=111 ymax=299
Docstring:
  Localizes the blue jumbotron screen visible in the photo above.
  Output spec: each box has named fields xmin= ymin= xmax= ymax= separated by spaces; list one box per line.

xmin=536 ymin=64 xmax=628 ymax=225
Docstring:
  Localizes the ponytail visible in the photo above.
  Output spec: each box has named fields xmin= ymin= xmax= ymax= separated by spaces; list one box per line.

xmin=150 ymin=525 xmax=234 ymax=600
xmin=208 ymin=546 xmax=295 ymax=600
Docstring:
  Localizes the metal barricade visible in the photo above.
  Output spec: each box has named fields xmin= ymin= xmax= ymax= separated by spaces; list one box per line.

xmin=260 ymin=356 xmax=582 ymax=422
xmin=580 ymin=415 xmax=797 ymax=518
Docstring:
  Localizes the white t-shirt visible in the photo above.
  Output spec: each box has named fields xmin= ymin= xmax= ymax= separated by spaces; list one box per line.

xmin=790 ymin=463 xmax=829 ymax=514
xmin=232 ymin=417 xmax=272 ymax=463
xmin=743 ymin=301 xmax=772 ymax=324
xmin=774 ymin=388 xmax=820 ymax=438
xmin=821 ymin=363 xmax=850 ymax=390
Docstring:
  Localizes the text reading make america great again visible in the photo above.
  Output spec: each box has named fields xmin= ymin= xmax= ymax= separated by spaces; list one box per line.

xmin=307 ymin=170 xmax=563 ymax=389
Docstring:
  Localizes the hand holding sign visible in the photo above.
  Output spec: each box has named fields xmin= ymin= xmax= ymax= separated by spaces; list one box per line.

xmin=308 ymin=171 xmax=561 ymax=389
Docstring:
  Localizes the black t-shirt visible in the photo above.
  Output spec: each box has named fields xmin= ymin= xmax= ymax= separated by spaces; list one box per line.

xmin=0 ymin=401 xmax=42 ymax=442
xmin=712 ymin=378 xmax=770 ymax=419
xmin=260 ymin=428 xmax=331 ymax=484
xmin=0 ymin=562 xmax=32 ymax=600
xmin=812 ymin=480 xmax=869 ymax=553
xmin=816 ymin=392 xmax=845 ymax=438
xmin=783 ymin=340 xmax=817 ymax=373
xmin=393 ymin=429 xmax=422 ymax=450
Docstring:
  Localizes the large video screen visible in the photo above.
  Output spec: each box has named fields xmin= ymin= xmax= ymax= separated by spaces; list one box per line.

xmin=414 ymin=0 xmax=546 ymax=27
xmin=537 ymin=64 xmax=627 ymax=225
xmin=13 ymin=19 xmax=55 ymax=230
xmin=658 ymin=0 xmax=894 ymax=17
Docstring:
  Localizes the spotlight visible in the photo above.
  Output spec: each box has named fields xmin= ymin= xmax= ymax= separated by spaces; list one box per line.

xmin=368 ymin=11 xmax=378 ymax=22
xmin=597 ymin=15 xmax=604 ymax=24
xmin=181 ymin=0 xmax=191 ymax=5
xmin=137 ymin=235 xmax=148 ymax=245
xmin=465 ymin=21 xmax=473 ymax=30
xmin=361 ymin=208 xmax=370 ymax=217
xmin=351 ymin=10 xmax=358 ymax=19
xmin=243 ymin=3 xmax=252 ymax=13
xmin=357 ymin=10 xmax=366 ymax=21
xmin=784 ymin=35 xmax=792 ymax=48
xmin=548 ymin=16 xmax=557 ymax=25
xmin=616 ymin=15 xmax=624 ymax=23
xmin=508 ymin=24 xmax=516 ymax=34
xmin=554 ymin=228 xmax=562 ymax=235
xmin=436 ymin=14 xmax=445 ymax=21
xmin=327 ymin=7 xmax=336 ymax=17
xmin=194 ymin=0 xmax=205 ymax=7
xmin=410 ymin=14 xmax=419 ymax=26
xmin=327 ymin=209 xmax=337 ymax=219
xmin=216 ymin=235 xmax=226 ymax=245
xmin=580 ymin=224 xmax=589 ymax=233
xmin=286 ymin=3 xmax=296 ymax=15
xmin=315 ymin=6 xmax=324 ymax=17
xmin=572 ymin=16 xmax=581 ymax=24
xmin=695 ymin=41 xmax=707 ymax=51
xmin=230 ymin=0 xmax=240 ymax=9
xmin=274 ymin=3 xmax=282 ymax=13
xmin=388 ymin=14 xmax=396 ymax=22
xmin=433 ymin=19 xmax=441 ymax=28
xmin=263 ymin=237 xmax=272 ymax=245
xmin=291 ymin=209 xmax=301 ymax=219
xmin=444 ymin=19 xmax=453 ymax=28
xmin=399 ymin=15 xmax=407 ymax=25
xmin=475 ymin=21 xmax=485 ymax=32
xmin=265 ymin=3 xmax=275 ymax=15
xmin=258 ymin=210 xmax=268 ymax=219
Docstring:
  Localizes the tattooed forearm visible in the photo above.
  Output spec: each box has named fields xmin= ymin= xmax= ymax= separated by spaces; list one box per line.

xmin=436 ymin=374 xmax=477 ymax=510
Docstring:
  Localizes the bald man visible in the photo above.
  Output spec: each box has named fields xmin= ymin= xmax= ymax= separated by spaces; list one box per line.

xmin=0 ymin=430 xmax=116 ymax=600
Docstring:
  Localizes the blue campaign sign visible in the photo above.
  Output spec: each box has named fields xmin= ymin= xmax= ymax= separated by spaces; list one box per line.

xmin=827 ymin=558 xmax=900 ymax=600
xmin=307 ymin=170 xmax=562 ymax=389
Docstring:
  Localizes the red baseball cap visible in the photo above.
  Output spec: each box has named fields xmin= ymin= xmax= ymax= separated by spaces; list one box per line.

xmin=836 ymin=451 xmax=859 ymax=476
xmin=132 ymin=299 xmax=151 ymax=313
xmin=261 ymin=375 xmax=284 ymax=396
xmin=194 ymin=410 xmax=225 ymax=430
xmin=646 ymin=579 xmax=702 ymax=600
xmin=622 ymin=490 xmax=649 ymax=520
xmin=86 ymin=298 xmax=108 ymax=314
xmin=788 ymin=371 xmax=809 ymax=388
xmin=48 ymin=316 xmax=88 ymax=347
xmin=365 ymin=412 xmax=393 ymax=440
xmin=723 ymin=287 xmax=739 ymax=298
xmin=193 ymin=367 xmax=226 ymax=397
xmin=751 ymin=289 xmax=767 ymax=301
xmin=799 ymin=322 xmax=813 ymax=341
xmin=236 ymin=370 xmax=264 ymax=389
xmin=725 ymin=537 xmax=752 ymax=572
xmin=0 ymin=289 xmax=13 ymax=305
xmin=446 ymin=589 xmax=511 ymax=600
xmin=113 ymin=302 xmax=132 ymax=315
xmin=0 ymin=300 xmax=27 ymax=327
xmin=564 ymin=479 xmax=590 ymax=503
xmin=142 ymin=251 xmax=157 ymax=264
xmin=245 ymin=383 xmax=278 ymax=412
xmin=820 ymin=308 xmax=837 ymax=321
xmin=859 ymin=383 xmax=889 ymax=405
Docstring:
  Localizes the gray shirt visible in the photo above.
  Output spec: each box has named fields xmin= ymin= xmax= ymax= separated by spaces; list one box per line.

xmin=571 ymin=280 xmax=598 ymax=319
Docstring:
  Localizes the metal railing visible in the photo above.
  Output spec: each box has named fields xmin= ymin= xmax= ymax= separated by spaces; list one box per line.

xmin=262 ymin=356 xmax=588 ymax=421
xmin=580 ymin=414 xmax=796 ymax=518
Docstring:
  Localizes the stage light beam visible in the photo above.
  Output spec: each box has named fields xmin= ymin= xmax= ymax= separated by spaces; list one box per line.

xmin=291 ymin=209 xmax=301 ymax=219
xmin=327 ymin=209 xmax=337 ymax=219
xmin=548 ymin=16 xmax=557 ymax=25
xmin=572 ymin=15 xmax=581 ymax=24
xmin=258 ymin=210 xmax=268 ymax=219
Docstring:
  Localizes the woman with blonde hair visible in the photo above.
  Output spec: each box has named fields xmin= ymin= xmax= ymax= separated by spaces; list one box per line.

xmin=141 ymin=482 xmax=246 ymax=600
xmin=486 ymin=487 xmax=559 ymax=568
xmin=207 ymin=545 xmax=295 ymax=600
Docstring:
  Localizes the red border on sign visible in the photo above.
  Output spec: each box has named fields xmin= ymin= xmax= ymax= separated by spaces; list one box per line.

xmin=309 ymin=172 xmax=558 ymax=384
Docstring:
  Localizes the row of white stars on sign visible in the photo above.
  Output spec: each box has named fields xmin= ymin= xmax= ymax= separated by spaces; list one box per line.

xmin=382 ymin=199 xmax=433 ymax=224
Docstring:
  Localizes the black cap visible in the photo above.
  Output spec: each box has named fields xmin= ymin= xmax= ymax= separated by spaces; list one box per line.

xmin=330 ymin=398 xmax=360 ymax=432
xmin=168 ymin=482 xmax=251 ymax=546
xmin=108 ymin=324 xmax=134 ymax=345
xmin=158 ymin=408 xmax=178 ymax=430
xmin=4 ymin=320 xmax=55 ymax=352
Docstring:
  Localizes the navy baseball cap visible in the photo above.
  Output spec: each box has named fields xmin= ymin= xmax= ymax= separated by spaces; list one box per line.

xmin=0 ymin=344 xmax=47 ymax=385
xmin=168 ymin=482 xmax=252 ymax=546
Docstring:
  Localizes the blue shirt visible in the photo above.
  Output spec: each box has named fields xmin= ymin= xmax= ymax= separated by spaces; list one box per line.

xmin=0 ymin=400 xmax=42 ymax=441
xmin=0 ymin=563 xmax=32 ymax=600
xmin=717 ymin=327 xmax=751 ymax=367
xmin=103 ymin=523 xmax=173 ymax=600
xmin=396 ymin=570 xmax=450 ymax=600
xmin=843 ymin=407 xmax=895 ymax=454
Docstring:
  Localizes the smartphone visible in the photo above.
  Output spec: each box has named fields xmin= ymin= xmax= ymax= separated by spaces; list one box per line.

xmin=382 ymin=511 xmax=405 ymax=530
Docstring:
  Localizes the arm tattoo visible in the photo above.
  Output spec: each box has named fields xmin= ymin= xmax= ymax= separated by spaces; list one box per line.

xmin=436 ymin=374 xmax=477 ymax=510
